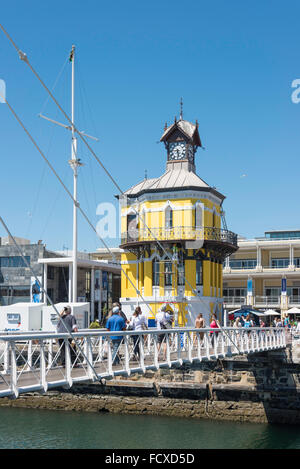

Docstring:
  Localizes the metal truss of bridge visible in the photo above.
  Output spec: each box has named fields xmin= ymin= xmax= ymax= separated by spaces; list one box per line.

xmin=0 ymin=327 xmax=286 ymax=398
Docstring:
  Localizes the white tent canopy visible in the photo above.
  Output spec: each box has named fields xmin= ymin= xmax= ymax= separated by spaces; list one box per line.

xmin=286 ymin=307 xmax=300 ymax=315
xmin=263 ymin=309 xmax=280 ymax=316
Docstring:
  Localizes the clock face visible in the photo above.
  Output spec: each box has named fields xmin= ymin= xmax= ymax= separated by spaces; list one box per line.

xmin=169 ymin=142 xmax=186 ymax=160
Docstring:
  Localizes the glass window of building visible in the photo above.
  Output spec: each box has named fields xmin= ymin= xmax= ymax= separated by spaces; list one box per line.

xmin=177 ymin=261 xmax=185 ymax=286
xmin=47 ymin=266 xmax=55 ymax=280
xmin=165 ymin=206 xmax=173 ymax=229
xmin=229 ymin=259 xmax=257 ymax=269
xmin=195 ymin=204 xmax=202 ymax=229
xmin=223 ymin=288 xmax=246 ymax=297
xmin=265 ymin=287 xmax=280 ymax=298
xmin=152 ymin=259 xmax=160 ymax=287
xmin=265 ymin=231 xmax=300 ymax=239
xmin=271 ymin=258 xmax=289 ymax=268
xmin=196 ymin=260 xmax=203 ymax=285
xmin=164 ymin=261 xmax=173 ymax=287
xmin=0 ymin=256 xmax=30 ymax=267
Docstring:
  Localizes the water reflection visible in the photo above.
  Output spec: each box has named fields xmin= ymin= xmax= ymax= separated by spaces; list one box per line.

xmin=0 ymin=407 xmax=299 ymax=449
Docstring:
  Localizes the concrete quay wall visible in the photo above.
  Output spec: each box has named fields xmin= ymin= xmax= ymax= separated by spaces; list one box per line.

xmin=2 ymin=345 xmax=300 ymax=424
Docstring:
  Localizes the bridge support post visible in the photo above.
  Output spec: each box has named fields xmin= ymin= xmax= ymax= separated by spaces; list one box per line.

xmin=153 ymin=335 xmax=159 ymax=370
xmin=39 ymin=339 xmax=48 ymax=393
xmin=124 ymin=336 xmax=131 ymax=377
xmin=65 ymin=339 xmax=73 ymax=388
xmin=107 ymin=339 xmax=113 ymax=376
xmin=177 ymin=331 xmax=183 ymax=364
xmin=27 ymin=340 xmax=33 ymax=371
xmin=86 ymin=337 xmax=96 ymax=381
xmin=10 ymin=342 xmax=19 ymax=398
xmin=3 ymin=341 xmax=9 ymax=374
xmin=166 ymin=333 xmax=171 ymax=368
xmin=139 ymin=335 xmax=146 ymax=373
xmin=187 ymin=332 xmax=192 ymax=363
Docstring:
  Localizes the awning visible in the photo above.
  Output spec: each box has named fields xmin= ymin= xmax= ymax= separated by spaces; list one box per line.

xmin=263 ymin=309 xmax=280 ymax=316
xmin=228 ymin=308 xmax=266 ymax=317
xmin=286 ymin=307 xmax=300 ymax=315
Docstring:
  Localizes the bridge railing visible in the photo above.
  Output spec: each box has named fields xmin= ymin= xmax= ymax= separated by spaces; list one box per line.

xmin=0 ymin=327 xmax=286 ymax=398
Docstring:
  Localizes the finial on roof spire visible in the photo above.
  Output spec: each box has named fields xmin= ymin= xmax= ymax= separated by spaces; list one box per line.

xmin=180 ymin=97 xmax=183 ymax=120
xmin=174 ymin=116 xmax=177 ymax=123
xmin=164 ymin=122 xmax=168 ymax=131
xmin=144 ymin=169 xmax=148 ymax=180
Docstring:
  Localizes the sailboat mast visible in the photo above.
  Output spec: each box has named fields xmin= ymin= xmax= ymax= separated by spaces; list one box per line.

xmin=71 ymin=44 xmax=78 ymax=303
xmin=38 ymin=44 xmax=99 ymax=306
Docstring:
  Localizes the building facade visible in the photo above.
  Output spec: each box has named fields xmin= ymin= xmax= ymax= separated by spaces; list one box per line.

xmin=119 ymin=115 xmax=238 ymax=326
xmin=223 ymin=230 xmax=300 ymax=315
xmin=0 ymin=238 xmax=121 ymax=321
xmin=0 ymin=237 xmax=56 ymax=305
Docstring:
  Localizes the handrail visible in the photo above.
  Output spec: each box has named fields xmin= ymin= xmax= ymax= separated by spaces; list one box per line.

xmin=120 ymin=226 xmax=238 ymax=247
xmin=0 ymin=327 xmax=286 ymax=398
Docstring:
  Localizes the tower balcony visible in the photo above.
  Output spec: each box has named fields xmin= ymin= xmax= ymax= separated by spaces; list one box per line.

xmin=120 ymin=226 xmax=238 ymax=254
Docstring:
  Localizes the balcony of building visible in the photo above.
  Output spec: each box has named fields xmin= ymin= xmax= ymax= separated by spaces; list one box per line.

xmin=223 ymin=259 xmax=300 ymax=277
xmin=223 ymin=295 xmax=300 ymax=310
xmin=120 ymin=226 xmax=238 ymax=251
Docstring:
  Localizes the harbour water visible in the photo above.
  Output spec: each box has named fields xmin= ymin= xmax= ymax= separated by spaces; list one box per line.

xmin=0 ymin=407 xmax=300 ymax=449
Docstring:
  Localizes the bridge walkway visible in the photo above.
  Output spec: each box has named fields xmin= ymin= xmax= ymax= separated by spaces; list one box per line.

xmin=0 ymin=327 xmax=286 ymax=398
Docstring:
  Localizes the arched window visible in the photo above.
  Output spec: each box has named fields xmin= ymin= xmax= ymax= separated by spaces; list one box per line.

xmin=195 ymin=203 xmax=202 ymax=229
xmin=127 ymin=213 xmax=138 ymax=241
xmin=164 ymin=261 xmax=173 ymax=287
xmin=152 ymin=258 xmax=160 ymax=287
xmin=165 ymin=205 xmax=173 ymax=229
xmin=177 ymin=261 xmax=185 ymax=286
xmin=196 ymin=260 xmax=203 ymax=285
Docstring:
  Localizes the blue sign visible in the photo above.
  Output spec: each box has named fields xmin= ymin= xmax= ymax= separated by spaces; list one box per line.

xmin=281 ymin=278 xmax=287 ymax=293
xmin=102 ymin=271 xmax=108 ymax=289
xmin=247 ymin=279 xmax=253 ymax=294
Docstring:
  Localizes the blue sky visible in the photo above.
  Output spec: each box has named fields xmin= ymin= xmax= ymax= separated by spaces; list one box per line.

xmin=1 ymin=0 xmax=300 ymax=252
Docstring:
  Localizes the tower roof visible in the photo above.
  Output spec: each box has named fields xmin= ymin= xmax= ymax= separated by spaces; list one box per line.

xmin=123 ymin=161 xmax=225 ymax=201
xmin=121 ymin=111 xmax=224 ymax=201
xmin=160 ymin=119 xmax=202 ymax=147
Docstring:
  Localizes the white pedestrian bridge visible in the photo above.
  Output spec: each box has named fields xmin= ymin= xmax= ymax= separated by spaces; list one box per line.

xmin=0 ymin=327 xmax=286 ymax=398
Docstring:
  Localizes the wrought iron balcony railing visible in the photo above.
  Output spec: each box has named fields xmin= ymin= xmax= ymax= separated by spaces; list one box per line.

xmin=120 ymin=226 xmax=238 ymax=247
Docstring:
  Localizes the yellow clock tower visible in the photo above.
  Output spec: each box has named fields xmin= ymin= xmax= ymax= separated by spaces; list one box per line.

xmin=119 ymin=112 xmax=238 ymax=326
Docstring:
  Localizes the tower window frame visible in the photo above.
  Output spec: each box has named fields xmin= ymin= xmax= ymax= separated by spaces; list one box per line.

xmin=164 ymin=261 xmax=173 ymax=287
xmin=177 ymin=261 xmax=185 ymax=286
xmin=165 ymin=205 xmax=173 ymax=230
xmin=196 ymin=259 xmax=203 ymax=286
xmin=152 ymin=258 xmax=160 ymax=287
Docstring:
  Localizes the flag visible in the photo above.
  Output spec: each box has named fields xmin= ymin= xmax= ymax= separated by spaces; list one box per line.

xmin=69 ymin=49 xmax=74 ymax=62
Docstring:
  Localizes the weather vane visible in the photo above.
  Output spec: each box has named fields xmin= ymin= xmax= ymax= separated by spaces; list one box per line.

xmin=179 ymin=97 xmax=183 ymax=120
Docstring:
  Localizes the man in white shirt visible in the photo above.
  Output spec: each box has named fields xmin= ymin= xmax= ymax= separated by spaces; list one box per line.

xmin=155 ymin=304 xmax=172 ymax=359
xmin=129 ymin=306 xmax=148 ymax=359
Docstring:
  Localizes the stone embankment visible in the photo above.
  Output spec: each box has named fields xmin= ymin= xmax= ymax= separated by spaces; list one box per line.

xmin=1 ymin=343 xmax=300 ymax=424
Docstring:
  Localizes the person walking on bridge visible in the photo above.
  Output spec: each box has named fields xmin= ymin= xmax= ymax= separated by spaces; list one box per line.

xmin=209 ymin=314 xmax=219 ymax=347
xmin=195 ymin=313 xmax=206 ymax=346
xmin=129 ymin=306 xmax=148 ymax=359
xmin=106 ymin=305 xmax=126 ymax=365
xmin=56 ymin=306 xmax=78 ymax=367
xmin=155 ymin=304 xmax=172 ymax=359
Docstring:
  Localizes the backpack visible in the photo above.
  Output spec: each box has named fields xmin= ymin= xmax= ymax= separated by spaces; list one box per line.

xmin=158 ymin=312 xmax=169 ymax=329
